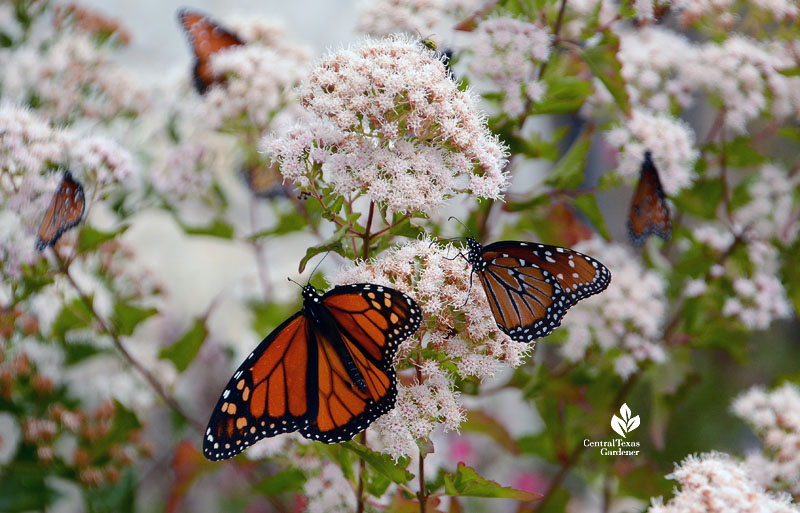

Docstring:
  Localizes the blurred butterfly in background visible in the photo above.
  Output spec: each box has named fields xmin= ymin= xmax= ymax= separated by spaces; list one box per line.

xmin=241 ymin=161 xmax=286 ymax=199
xmin=461 ymin=237 xmax=611 ymax=342
xmin=36 ymin=170 xmax=86 ymax=251
xmin=177 ymin=8 xmax=244 ymax=94
xmin=203 ymin=282 xmax=422 ymax=460
xmin=627 ymin=151 xmax=671 ymax=247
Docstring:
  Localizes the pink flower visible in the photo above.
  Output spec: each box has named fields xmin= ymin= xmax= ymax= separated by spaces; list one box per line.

xmin=264 ymin=35 xmax=508 ymax=217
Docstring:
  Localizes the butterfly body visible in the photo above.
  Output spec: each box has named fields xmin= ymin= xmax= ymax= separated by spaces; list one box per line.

xmin=204 ymin=283 xmax=421 ymax=461
xmin=36 ymin=171 xmax=86 ymax=251
xmin=627 ymin=152 xmax=671 ymax=246
xmin=465 ymin=237 xmax=611 ymax=342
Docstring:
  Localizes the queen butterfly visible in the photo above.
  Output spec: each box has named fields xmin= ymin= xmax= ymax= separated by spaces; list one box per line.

xmin=204 ymin=282 xmax=421 ymax=460
xmin=36 ymin=171 xmax=86 ymax=251
xmin=463 ymin=238 xmax=611 ymax=342
xmin=627 ymin=151 xmax=671 ymax=246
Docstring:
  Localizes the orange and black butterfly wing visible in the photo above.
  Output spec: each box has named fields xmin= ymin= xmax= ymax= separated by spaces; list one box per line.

xmin=300 ymin=284 xmax=421 ymax=442
xmin=478 ymin=242 xmax=611 ymax=341
xmin=177 ymin=9 xmax=244 ymax=94
xmin=203 ymin=313 xmax=317 ymax=460
xmin=36 ymin=171 xmax=85 ymax=251
xmin=628 ymin=153 xmax=671 ymax=246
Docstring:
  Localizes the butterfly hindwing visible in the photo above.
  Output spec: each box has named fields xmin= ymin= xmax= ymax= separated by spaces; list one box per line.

xmin=36 ymin=171 xmax=86 ymax=251
xmin=470 ymin=239 xmax=611 ymax=342
xmin=203 ymin=313 xmax=317 ymax=461
xmin=204 ymin=283 xmax=421 ymax=459
xmin=177 ymin=9 xmax=244 ymax=94
xmin=628 ymin=153 xmax=671 ymax=246
xmin=300 ymin=284 xmax=421 ymax=442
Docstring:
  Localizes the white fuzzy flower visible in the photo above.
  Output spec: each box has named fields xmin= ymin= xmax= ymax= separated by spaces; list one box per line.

xmin=264 ymin=36 xmax=508 ymax=217
xmin=559 ymin=237 xmax=668 ymax=377
xmin=357 ymin=0 xmax=480 ymax=44
xmin=605 ymin=109 xmax=698 ymax=195
xmin=469 ymin=17 xmax=551 ymax=117
xmin=647 ymin=452 xmax=800 ymax=513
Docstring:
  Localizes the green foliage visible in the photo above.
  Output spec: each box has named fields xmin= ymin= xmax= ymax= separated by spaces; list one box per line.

xmin=545 ymin=130 xmax=592 ymax=189
xmin=78 ymin=226 xmax=129 ymax=253
xmin=579 ymin=31 xmax=631 ymax=116
xmin=159 ymin=318 xmax=208 ymax=372
xmin=255 ymin=468 xmax=307 ymax=496
xmin=111 ymin=303 xmax=158 ymax=336
xmin=442 ymin=463 xmax=541 ymax=501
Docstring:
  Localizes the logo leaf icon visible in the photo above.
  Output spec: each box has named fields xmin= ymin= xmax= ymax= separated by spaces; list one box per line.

xmin=620 ymin=403 xmax=632 ymax=423
xmin=611 ymin=414 xmax=627 ymax=438
xmin=626 ymin=415 xmax=640 ymax=432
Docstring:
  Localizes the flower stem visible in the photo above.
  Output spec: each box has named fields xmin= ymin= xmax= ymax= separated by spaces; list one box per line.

xmin=418 ymin=446 xmax=427 ymax=513
xmin=356 ymin=431 xmax=367 ymax=513
xmin=362 ymin=201 xmax=376 ymax=260
xmin=54 ymin=251 xmax=203 ymax=432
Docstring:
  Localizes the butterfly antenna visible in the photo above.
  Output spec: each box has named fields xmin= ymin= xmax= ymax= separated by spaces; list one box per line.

xmin=287 ymin=277 xmax=303 ymax=289
xmin=307 ymin=251 xmax=332 ymax=285
xmin=447 ymin=216 xmax=475 ymax=237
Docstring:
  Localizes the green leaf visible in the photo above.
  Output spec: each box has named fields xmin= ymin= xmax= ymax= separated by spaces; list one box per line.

xmin=255 ymin=468 xmax=306 ymax=496
xmin=442 ymin=463 xmax=541 ymax=501
xmin=672 ymin=179 xmax=723 ymax=219
xmin=388 ymin=217 xmax=425 ymax=239
xmin=725 ymin=137 xmax=766 ymax=167
xmin=51 ymin=298 xmax=93 ymax=340
xmin=545 ymin=131 xmax=592 ymax=189
xmin=90 ymin=401 xmax=142 ymax=459
xmin=159 ymin=318 xmax=207 ymax=372
xmin=112 ymin=303 xmax=158 ymax=336
xmin=0 ymin=466 xmax=59 ymax=512
xmin=85 ymin=469 xmax=136 ymax=513
xmin=248 ymin=213 xmax=306 ymax=240
xmin=527 ymin=76 xmax=593 ymax=116
xmin=298 ymin=223 xmax=350 ymax=273
xmin=63 ymin=341 xmax=106 ymax=365
xmin=580 ymin=31 xmax=631 ymax=116
xmin=342 ymin=442 xmax=413 ymax=485
xmin=461 ymin=410 xmax=519 ymax=454
xmin=573 ymin=194 xmax=611 ymax=240
xmin=505 ymin=193 xmax=550 ymax=212
xmin=178 ymin=218 xmax=235 ymax=239
xmin=78 ymin=225 xmax=128 ymax=253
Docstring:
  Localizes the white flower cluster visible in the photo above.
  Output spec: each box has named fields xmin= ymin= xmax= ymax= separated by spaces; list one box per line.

xmin=150 ymin=142 xmax=214 ymax=200
xmin=302 ymin=461 xmax=356 ymax=513
xmin=673 ymin=0 xmax=797 ymax=25
xmin=605 ymin=109 xmax=698 ymax=195
xmin=357 ymin=0 xmax=480 ymax=42
xmin=469 ymin=17 xmax=551 ymax=117
xmin=331 ymin=238 xmax=530 ymax=458
xmin=0 ymin=31 xmax=149 ymax=124
xmin=559 ymin=238 xmax=668 ymax=379
xmin=734 ymin=164 xmax=799 ymax=245
xmin=616 ymin=27 xmax=694 ymax=112
xmin=0 ymin=103 xmax=135 ymax=279
xmin=563 ymin=0 xmax=618 ymax=40
xmin=733 ymin=383 xmax=800 ymax=496
xmin=265 ymin=36 xmax=509 ymax=217
xmin=682 ymin=37 xmax=800 ymax=133
xmin=196 ymin=19 xmax=311 ymax=132
xmin=648 ymin=452 xmax=800 ymax=513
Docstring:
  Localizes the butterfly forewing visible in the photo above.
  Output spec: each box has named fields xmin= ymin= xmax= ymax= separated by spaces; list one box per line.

xmin=301 ymin=284 xmax=421 ymax=442
xmin=203 ymin=283 xmax=421 ymax=460
xmin=628 ymin=153 xmax=671 ymax=246
xmin=203 ymin=314 xmax=317 ymax=461
xmin=36 ymin=171 xmax=86 ymax=251
xmin=177 ymin=9 xmax=244 ymax=94
xmin=473 ymin=239 xmax=611 ymax=342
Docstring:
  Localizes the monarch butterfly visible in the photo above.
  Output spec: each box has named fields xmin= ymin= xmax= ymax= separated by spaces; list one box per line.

xmin=204 ymin=283 xmax=422 ymax=460
xmin=35 ymin=171 xmax=86 ymax=251
xmin=177 ymin=8 xmax=244 ymax=94
xmin=627 ymin=151 xmax=671 ymax=247
xmin=463 ymin=238 xmax=611 ymax=342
